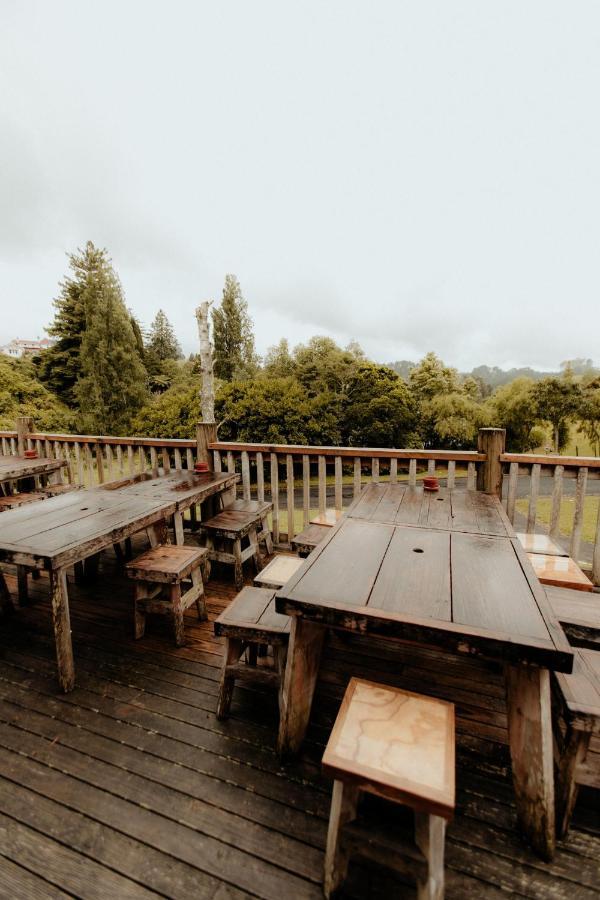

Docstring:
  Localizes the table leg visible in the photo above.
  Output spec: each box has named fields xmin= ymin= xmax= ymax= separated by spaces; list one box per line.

xmin=173 ymin=511 xmax=185 ymax=545
xmin=505 ymin=665 xmax=555 ymax=860
xmin=50 ymin=568 xmax=75 ymax=692
xmin=277 ymin=617 xmax=325 ymax=757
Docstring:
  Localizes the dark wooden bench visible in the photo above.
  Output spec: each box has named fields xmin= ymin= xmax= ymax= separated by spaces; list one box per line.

xmin=290 ymin=523 xmax=330 ymax=557
xmin=213 ymin=586 xmax=290 ymax=720
xmin=200 ymin=499 xmax=273 ymax=589
xmin=322 ymin=677 xmax=455 ymax=899
xmin=553 ymin=648 xmax=600 ymax=837
xmin=126 ymin=545 xmax=208 ymax=647
xmin=546 ymin=585 xmax=600 ymax=648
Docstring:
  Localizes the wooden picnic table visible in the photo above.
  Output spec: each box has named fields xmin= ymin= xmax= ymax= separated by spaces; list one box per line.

xmin=0 ymin=454 xmax=66 ymax=486
xmin=275 ymin=482 xmax=574 ymax=860
xmin=0 ymin=470 xmax=237 ymax=693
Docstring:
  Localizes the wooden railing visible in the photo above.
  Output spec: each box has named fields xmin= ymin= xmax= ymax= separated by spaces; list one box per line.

xmin=501 ymin=453 xmax=600 ymax=584
xmin=1 ymin=427 xmax=599 ymax=585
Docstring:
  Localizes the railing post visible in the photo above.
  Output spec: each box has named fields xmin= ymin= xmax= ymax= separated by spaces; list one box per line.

xmin=476 ymin=428 xmax=506 ymax=496
xmin=16 ymin=416 xmax=34 ymax=456
xmin=196 ymin=423 xmax=217 ymax=470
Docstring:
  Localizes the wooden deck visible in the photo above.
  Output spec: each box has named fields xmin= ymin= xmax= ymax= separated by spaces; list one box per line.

xmin=0 ymin=543 xmax=598 ymax=899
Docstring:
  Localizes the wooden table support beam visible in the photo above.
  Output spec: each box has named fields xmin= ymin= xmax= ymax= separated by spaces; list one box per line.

xmin=277 ymin=617 xmax=325 ymax=757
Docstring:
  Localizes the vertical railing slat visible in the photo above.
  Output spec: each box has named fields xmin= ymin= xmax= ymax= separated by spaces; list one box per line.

xmin=286 ymin=454 xmax=295 ymax=542
xmin=213 ymin=450 xmax=222 ymax=472
xmin=150 ymin=446 xmax=158 ymax=477
xmin=127 ymin=445 xmax=135 ymax=475
xmin=186 ymin=448 xmax=194 ymax=470
xmin=550 ymin=465 xmax=564 ymax=540
xmin=570 ymin=467 xmax=588 ymax=561
xmin=227 ymin=450 xmax=236 ymax=499
xmin=106 ymin=444 xmax=114 ymax=482
xmin=116 ymin=444 xmax=124 ymax=475
xmin=592 ymin=499 xmax=600 ymax=586
xmin=256 ymin=451 xmax=264 ymax=502
xmin=318 ymin=455 xmax=326 ymax=516
xmin=138 ymin=447 xmax=146 ymax=474
xmin=467 ymin=462 xmax=476 ymax=491
xmin=526 ymin=464 xmax=541 ymax=533
xmin=389 ymin=458 xmax=397 ymax=485
xmin=371 ymin=458 xmax=379 ymax=483
xmin=241 ymin=451 xmax=251 ymax=501
xmin=408 ymin=458 xmax=417 ymax=487
xmin=162 ymin=447 xmax=171 ymax=475
xmin=506 ymin=462 xmax=518 ymax=523
xmin=174 ymin=448 xmax=182 ymax=471
xmin=95 ymin=444 xmax=105 ymax=485
xmin=334 ymin=456 xmax=343 ymax=511
xmin=353 ymin=457 xmax=362 ymax=498
xmin=447 ymin=460 xmax=456 ymax=490
xmin=271 ymin=453 xmax=279 ymax=545
xmin=302 ymin=454 xmax=310 ymax=526
xmin=427 ymin=459 xmax=436 ymax=476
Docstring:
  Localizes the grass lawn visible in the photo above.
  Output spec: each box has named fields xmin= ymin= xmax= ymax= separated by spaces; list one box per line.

xmin=515 ymin=495 xmax=600 ymax=544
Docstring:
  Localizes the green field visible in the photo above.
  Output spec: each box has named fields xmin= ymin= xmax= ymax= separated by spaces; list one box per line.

xmin=515 ymin=495 xmax=599 ymax=544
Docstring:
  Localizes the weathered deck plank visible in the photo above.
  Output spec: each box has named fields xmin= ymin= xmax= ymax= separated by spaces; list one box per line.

xmin=0 ymin=546 xmax=598 ymax=899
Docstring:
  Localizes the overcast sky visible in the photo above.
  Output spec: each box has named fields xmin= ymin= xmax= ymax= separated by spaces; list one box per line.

xmin=1 ymin=2 xmax=599 ymax=370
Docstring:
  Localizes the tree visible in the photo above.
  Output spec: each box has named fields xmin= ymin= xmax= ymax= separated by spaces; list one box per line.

xmin=408 ymin=352 xmax=460 ymax=401
xmin=424 ymin=392 xmax=489 ymax=449
xmin=531 ymin=376 xmax=581 ymax=452
xmin=293 ymin=336 xmax=363 ymax=398
xmin=37 ymin=242 xmax=106 ymax=404
xmin=211 ymin=275 xmax=258 ymax=380
xmin=147 ymin=309 xmax=182 ymax=361
xmin=263 ymin=338 xmax=296 ymax=378
xmin=75 ymin=249 xmax=148 ymax=433
xmin=579 ymin=376 xmax=600 ymax=455
xmin=487 ymin=378 xmax=544 ymax=452
xmin=342 ymin=363 xmax=418 ymax=447
xmin=0 ymin=355 xmax=74 ymax=431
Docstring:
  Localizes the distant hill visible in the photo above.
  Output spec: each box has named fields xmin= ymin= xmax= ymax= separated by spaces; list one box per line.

xmin=385 ymin=358 xmax=597 ymax=389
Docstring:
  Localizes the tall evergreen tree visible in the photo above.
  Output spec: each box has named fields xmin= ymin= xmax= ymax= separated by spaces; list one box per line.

xmin=38 ymin=242 xmax=105 ymax=404
xmin=74 ymin=247 xmax=148 ymax=433
xmin=147 ymin=309 xmax=182 ymax=361
xmin=211 ymin=275 xmax=257 ymax=380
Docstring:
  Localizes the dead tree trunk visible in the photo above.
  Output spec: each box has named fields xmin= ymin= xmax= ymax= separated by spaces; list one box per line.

xmin=195 ymin=301 xmax=215 ymax=424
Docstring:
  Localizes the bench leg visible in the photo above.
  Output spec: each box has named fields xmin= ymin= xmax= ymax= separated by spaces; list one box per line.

xmin=0 ymin=571 xmax=14 ymax=615
xmin=233 ymin=538 xmax=244 ymax=589
xmin=171 ymin=583 xmax=185 ymax=647
xmin=216 ymin=637 xmax=243 ymax=719
xmin=415 ymin=812 xmax=446 ymax=900
xmin=191 ymin=567 xmax=207 ymax=621
xmin=556 ymin=727 xmax=590 ymax=839
xmin=74 ymin=561 xmax=85 ymax=585
xmin=277 ymin=617 xmax=325 ymax=757
xmin=249 ymin=525 xmax=263 ymax=574
xmin=324 ymin=779 xmax=359 ymax=899
xmin=16 ymin=566 xmax=29 ymax=605
xmin=173 ymin=511 xmax=185 ymax=546
xmin=274 ymin=642 xmax=288 ymax=722
xmin=134 ymin=582 xmax=148 ymax=640
xmin=505 ymin=665 xmax=555 ymax=860
xmin=261 ymin=516 xmax=274 ymax=555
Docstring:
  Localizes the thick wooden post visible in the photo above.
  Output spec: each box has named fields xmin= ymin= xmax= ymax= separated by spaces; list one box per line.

xmin=16 ymin=416 xmax=34 ymax=456
xmin=195 ymin=423 xmax=217 ymax=470
xmin=476 ymin=427 xmax=506 ymax=496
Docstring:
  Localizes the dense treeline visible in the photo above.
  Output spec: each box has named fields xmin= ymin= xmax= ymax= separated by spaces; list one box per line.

xmin=1 ymin=241 xmax=599 ymax=455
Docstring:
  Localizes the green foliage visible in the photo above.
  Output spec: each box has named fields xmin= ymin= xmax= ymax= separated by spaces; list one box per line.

xmin=131 ymin=384 xmax=200 ymax=439
xmin=217 ymin=377 xmax=341 ymax=444
xmin=293 ymin=336 xmax=363 ymax=398
xmin=37 ymin=241 xmax=105 ymax=404
xmin=0 ymin=356 xmax=74 ymax=431
xmin=409 ymin=352 xmax=460 ymax=401
xmin=487 ymin=378 xmax=539 ymax=452
xmin=262 ymin=338 xmax=296 ymax=378
xmin=75 ymin=246 xmax=148 ymax=434
xmin=342 ymin=363 xmax=418 ymax=447
xmin=147 ymin=309 xmax=182 ymax=361
xmin=579 ymin=377 xmax=600 ymax=456
xmin=423 ymin=392 xmax=489 ymax=448
xmin=211 ymin=275 xmax=258 ymax=380
xmin=531 ymin=375 xmax=582 ymax=452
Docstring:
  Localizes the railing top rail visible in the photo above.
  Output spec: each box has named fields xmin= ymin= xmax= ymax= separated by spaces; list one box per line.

xmin=0 ymin=431 xmax=196 ymax=449
xmin=501 ymin=453 xmax=600 ymax=469
xmin=208 ymin=441 xmax=486 ymax=461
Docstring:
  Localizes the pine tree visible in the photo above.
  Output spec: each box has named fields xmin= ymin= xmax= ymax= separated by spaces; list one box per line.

xmin=211 ymin=275 xmax=258 ymax=380
xmin=38 ymin=242 xmax=105 ymax=404
xmin=147 ymin=309 xmax=182 ymax=361
xmin=75 ymin=247 xmax=148 ymax=434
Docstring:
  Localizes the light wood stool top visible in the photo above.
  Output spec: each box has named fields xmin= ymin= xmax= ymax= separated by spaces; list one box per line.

xmin=528 ymin=553 xmax=594 ymax=593
xmin=310 ymin=509 xmax=342 ymax=527
xmin=254 ymin=555 xmax=304 ymax=590
xmin=323 ymin=678 xmax=455 ymax=819
xmin=516 ymin=532 xmax=567 ymax=556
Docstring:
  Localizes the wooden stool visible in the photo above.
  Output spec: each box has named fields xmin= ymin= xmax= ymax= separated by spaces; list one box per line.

xmin=322 ymin=678 xmax=455 ymax=899
xmin=0 ymin=492 xmax=47 ymax=511
xmin=125 ymin=545 xmax=208 ymax=647
xmin=516 ymin=532 xmax=567 ymax=556
xmin=214 ymin=586 xmax=290 ymax=720
xmin=291 ymin=523 xmax=330 ymax=557
xmin=253 ymin=555 xmax=303 ymax=590
xmin=201 ymin=499 xmax=273 ymax=589
xmin=310 ymin=509 xmax=342 ymax=527
xmin=552 ymin=648 xmax=600 ymax=837
xmin=545 ymin=586 xmax=600 ymax=647
xmin=528 ymin=553 xmax=594 ymax=592
xmin=43 ymin=483 xmax=82 ymax=498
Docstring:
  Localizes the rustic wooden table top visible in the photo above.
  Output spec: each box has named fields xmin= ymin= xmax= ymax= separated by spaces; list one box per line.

xmin=277 ymin=483 xmax=573 ymax=673
xmin=0 ymin=454 xmax=66 ymax=484
xmin=0 ymin=470 xmax=237 ymax=570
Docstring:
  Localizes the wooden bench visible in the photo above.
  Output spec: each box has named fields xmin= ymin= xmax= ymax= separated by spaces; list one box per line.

xmin=213 ymin=586 xmax=290 ymax=720
xmin=125 ymin=545 xmax=208 ymax=647
xmin=253 ymin=555 xmax=303 ymax=590
xmin=528 ymin=553 xmax=594 ymax=592
xmin=200 ymin=499 xmax=273 ymax=589
xmin=552 ymin=648 xmax=600 ymax=837
xmin=516 ymin=532 xmax=567 ymax=556
xmin=0 ymin=492 xmax=47 ymax=511
xmin=546 ymin=586 xmax=600 ymax=648
xmin=310 ymin=509 xmax=342 ymax=527
xmin=322 ymin=677 xmax=455 ymax=899
xmin=291 ymin=523 xmax=330 ymax=557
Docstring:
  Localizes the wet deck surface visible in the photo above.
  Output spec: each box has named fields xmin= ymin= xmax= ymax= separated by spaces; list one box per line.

xmin=0 ymin=541 xmax=598 ymax=899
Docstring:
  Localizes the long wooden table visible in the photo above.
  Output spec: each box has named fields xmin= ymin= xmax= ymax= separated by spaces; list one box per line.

xmin=275 ymin=483 xmax=574 ymax=860
xmin=0 ymin=454 xmax=66 ymax=486
xmin=0 ymin=470 xmax=237 ymax=692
